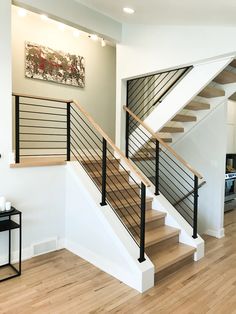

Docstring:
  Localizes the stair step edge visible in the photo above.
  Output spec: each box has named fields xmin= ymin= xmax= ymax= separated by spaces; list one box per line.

xmin=126 ymin=211 xmax=166 ymax=227
xmin=150 ymin=243 xmax=196 ymax=273
xmin=145 ymin=226 xmax=180 ymax=248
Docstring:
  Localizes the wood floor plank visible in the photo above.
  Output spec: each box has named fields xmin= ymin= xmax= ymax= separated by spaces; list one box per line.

xmin=0 ymin=210 xmax=235 ymax=313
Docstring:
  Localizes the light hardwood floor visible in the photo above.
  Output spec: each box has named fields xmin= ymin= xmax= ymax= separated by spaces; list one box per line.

xmin=0 ymin=210 xmax=236 ymax=314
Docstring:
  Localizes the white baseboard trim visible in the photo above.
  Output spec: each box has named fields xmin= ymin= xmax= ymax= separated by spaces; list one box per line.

xmin=0 ymin=237 xmax=65 ymax=265
xmin=205 ymin=228 xmax=225 ymax=238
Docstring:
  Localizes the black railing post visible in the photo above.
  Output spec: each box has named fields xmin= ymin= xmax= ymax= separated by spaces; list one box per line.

xmin=125 ymin=111 xmax=129 ymax=158
xmin=155 ymin=140 xmax=160 ymax=195
xmin=100 ymin=138 xmax=107 ymax=206
xmin=15 ymin=96 xmax=20 ymax=163
xmin=67 ymin=102 xmax=71 ymax=161
xmin=193 ymin=175 xmax=198 ymax=239
xmin=138 ymin=182 xmax=146 ymax=263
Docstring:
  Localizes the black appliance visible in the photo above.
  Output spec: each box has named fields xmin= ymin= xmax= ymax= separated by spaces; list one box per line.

xmin=225 ymin=154 xmax=236 ymax=210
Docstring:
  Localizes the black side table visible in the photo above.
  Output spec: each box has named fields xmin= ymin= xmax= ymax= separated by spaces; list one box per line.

xmin=0 ymin=208 xmax=22 ymax=282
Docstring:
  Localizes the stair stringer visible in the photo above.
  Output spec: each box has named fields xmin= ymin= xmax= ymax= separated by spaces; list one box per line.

xmin=129 ymin=56 xmax=233 ymax=155
xmin=65 ymin=161 xmax=154 ymax=293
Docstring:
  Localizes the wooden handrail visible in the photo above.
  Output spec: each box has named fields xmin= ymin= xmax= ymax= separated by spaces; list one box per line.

xmin=123 ymin=106 xmax=203 ymax=179
xmin=72 ymin=100 xmax=151 ymax=187
xmin=12 ymin=93 xmax=72 ymax=104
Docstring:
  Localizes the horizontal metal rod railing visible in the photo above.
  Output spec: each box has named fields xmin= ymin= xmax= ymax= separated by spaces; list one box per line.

xmin=124 ymin=99 xmax=204 ymax=238
xmin=72 ymin=100 xmax=151 ymax=187
xmin=12 ymin=92 xmax=149 ymax=262
xmin=127 ymin=66 xmax=192 ymax=121
xmin=12 ymin=92 xmax=151 ymax=187
xmin=124 ymin=105 xmax=203 ymax=179
xmin=174 ymin=181 xmax=206 ymax=206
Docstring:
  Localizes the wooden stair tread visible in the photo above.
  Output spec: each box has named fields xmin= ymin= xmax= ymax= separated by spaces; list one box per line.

xmin=149 ymin=242 xmax=195 ymax=273
xmin=151 ymin=136 xmax=172 ymax=143
xmin=230 ymin=60 xmax=236 ymax=68
xmin=106 ymin=182 xmax=138 ymax=193
xmin=131 ymin=154 xmax=155 ymax=161
xmin=139 ymin=147 xmax=155 ymax=154
xmin=10 ymin=157 xmax=66 ymax=168
xmin=214 ymin=70 xmax=236 ymax=84
xmin=198 ymin=86 xmax=225 ymax=98
xmin=91 ymin=169 xmax=129 ymax=178
xmin=185 ymin=101 xmax=210 ymax=111
xmin=82 ymin=158 xmax=119 ymax=166
xmin=138 ymin=225 xmax=180 ymax=248
xmin=162 ymin=138 xmax=172 ymax=143
xmin=160 ymin=126 xmax=184 ymax=133
xmin=229 ymin=92 xmax=236 ymax=102
xmin=124 ymin=210 xmax=166 ymax=227
xmin=171 ymin=114 xmax=197 ymax=122
xmin=110 ymin=196 xmax=153 ymax=209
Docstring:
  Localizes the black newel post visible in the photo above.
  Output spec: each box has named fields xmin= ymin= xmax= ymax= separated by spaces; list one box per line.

xmin=67 ymin=102 xmax=71 ymax=161
xmin=100 ymin=138 xmax=107 ymax=206
xmin=15 ymin=96 xmax=20 ymax=163
xmin=193 ymin=175 xmax=198 ymax=239
xmin=138 ymin=182 xmax=146 ymax=263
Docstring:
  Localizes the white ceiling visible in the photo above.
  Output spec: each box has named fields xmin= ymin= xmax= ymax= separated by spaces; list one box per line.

xmin=76 ymin=0 xmax=236 ymax=26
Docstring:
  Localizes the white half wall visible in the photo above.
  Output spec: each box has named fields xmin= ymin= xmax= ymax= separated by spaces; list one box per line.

xmin=65 ymin=162 xmax=154 ymax=293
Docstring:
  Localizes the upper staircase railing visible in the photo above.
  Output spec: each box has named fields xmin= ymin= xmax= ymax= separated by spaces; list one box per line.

xmin=124 ymin=105 xmax=203 ymax=238
xmin=126 ymin=66 xmax=192 ymax=122
xmin=12 ymin=93 xmax=150 ymax=263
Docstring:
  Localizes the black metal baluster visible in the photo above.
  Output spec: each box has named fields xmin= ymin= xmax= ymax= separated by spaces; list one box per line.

xmin=125 ymin=82 xmax=130 ymax=158
xmin=138 ymin=182 xmax=146 ymax=263
xmin=19 ymin=212 xmax=22 ymax=275
xmin=67 ymin=102 xmax=71 ymax=161
xmin=125 ymin=111 xmax=129 ymax=158
xmin=193 ymin=175 xmax=198 ymax=238
xmin=100 ymin=138 xmax=107 ymax=206
xmin=15 ymin=96 xmax=20 ymax=163
xmin=155 ymin=140 xmax=160 ymax=195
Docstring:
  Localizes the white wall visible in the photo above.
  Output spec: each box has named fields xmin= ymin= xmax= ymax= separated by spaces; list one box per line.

xmin=0 ymin=3 xmax=117 ymax=263
xmin=0 ymin=0 xmax=65 ymax=264
xmin=12 ymin=5 xmax=116 ymax=139
xmin=227 ymin=100 xmax=236 ymax=153
xmin=173 ymin=103 xmax=227 ymax=237
xmin=118 ymin=24 xmax=236 ymax=80
xmin=13 ymin=0 xmax=122 ymax=42
xmin=116 ymin=24 xmax=236 ymax=148
xmin=115 ymin=24 xmax=236 ymax=237
xmin=128 ymin=58 xmax=231 ymax=155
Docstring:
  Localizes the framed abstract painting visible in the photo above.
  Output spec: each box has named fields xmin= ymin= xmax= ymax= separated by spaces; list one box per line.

xmin=25 ymin=42 xmax=85 ymax=88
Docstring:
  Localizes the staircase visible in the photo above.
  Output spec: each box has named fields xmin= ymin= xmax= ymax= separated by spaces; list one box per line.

xmin=12 ymin=92 xmax=200 ymax=291
xmin=153 ymin=60 xmax=236 ymax=145
xmin=10 ymin=58 xmax=236 ymax=292
xmin=123 ymin=59 xmax=236 ymax=245
xmin=125 ymin=59 xmax=236 ymax=167
xmin=82 ymin=158 xmax=196 ymax=280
